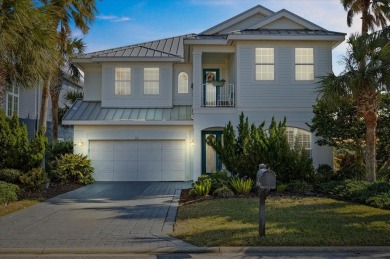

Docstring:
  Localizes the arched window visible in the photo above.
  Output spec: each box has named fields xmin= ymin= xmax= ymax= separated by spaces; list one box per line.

xmin=178 ymin=72 xmax=189 ymax=94
xmin=286 ymin=127 xmax=312 ymax=153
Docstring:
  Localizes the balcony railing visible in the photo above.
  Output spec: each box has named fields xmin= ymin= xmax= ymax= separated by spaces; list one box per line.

xmin=201 ymin=83 xmax=235 ymax=107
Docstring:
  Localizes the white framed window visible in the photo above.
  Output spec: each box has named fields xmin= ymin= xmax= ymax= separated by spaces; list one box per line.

xmin=144 ymin=68 xmax=159 ymax=95
xmin=115 ymin=67 xmax=131 ymax=95
xmin=295 ymin=48 xmax=314 ymax=80
xmin=286 ymin=127 xmax=312 ymax=155
xmin=6 ymin=85 xmax=19 ymax=117
xmin=178 ymin=72 xmax=189 ymax=93
xmin=255 ymin=48 xmax=274 ymax=80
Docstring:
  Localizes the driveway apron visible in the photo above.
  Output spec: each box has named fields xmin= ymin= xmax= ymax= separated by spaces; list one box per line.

xmin=0 ymin=182 xmax=194 ymax=249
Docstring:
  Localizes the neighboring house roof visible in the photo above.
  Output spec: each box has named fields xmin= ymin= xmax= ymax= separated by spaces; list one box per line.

xmin=62 ymin=100 xmax=193 ymax=125
xmin=73 ymin=34 xmax=195 ymax=63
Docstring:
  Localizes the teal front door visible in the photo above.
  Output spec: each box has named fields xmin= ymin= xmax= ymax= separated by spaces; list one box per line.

xmin=202 ymin=131 xmax=223 ymax=174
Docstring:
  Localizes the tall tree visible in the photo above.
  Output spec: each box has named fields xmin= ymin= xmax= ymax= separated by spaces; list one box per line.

xmin=318 ymin=29 xmax=390 ymax=181
xmin=341 ymin=0 xmax=390 ymax=34
xmin=0 ymin=0 xmax=58 ymax=105
xmin=38 ymin=0 xmax=97 ymax=136
xmin=50 ymin=36 xmax=85 ymax=143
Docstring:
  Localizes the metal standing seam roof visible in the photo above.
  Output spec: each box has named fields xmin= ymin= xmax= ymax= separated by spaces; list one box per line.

xmin=80 ymin=34 xmax=196 ymax=59
xmin=187 ymin=29 xmax=345 ymax=40
xmin=63 ymin=100 xmax=193 ymax=122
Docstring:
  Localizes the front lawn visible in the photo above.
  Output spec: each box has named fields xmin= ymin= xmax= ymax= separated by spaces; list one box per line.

xmin=172 ymin=196 xmax=390 ymax=246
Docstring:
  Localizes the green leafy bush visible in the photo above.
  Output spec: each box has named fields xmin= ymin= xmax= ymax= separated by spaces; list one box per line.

xmin=286 ymin=180 xmax=313 ymax=192
xmin=19 ymin=168 xmax=47 ymax=191
xmin=0 ymin=111 xmax=47 ymax=172
xmin=0 ymin=181 xmax=19 ymax=205
xmin=52 ymin=154 xmax=94 ymax=185
xmin=318 ymin=180 xmax=390 ymax=209
xmin=213 ymin=185 xmax=234 ymax=198
xmin=189 ymin=178 xmax=211 ymax=197
xmin=193 ymin=171 xmax=230 ymax=193
xmin=0 ymin=169 xmax=22 ymax=183
xmin=229 ymin=177 xmax=253 ymax=195
xmin=366 ymin=193 xmax=390 ymax=209
xmin=276 ymin=183 xmax=287 ymax=193
xmin=47 ymin=141 xmax=74 ymax=162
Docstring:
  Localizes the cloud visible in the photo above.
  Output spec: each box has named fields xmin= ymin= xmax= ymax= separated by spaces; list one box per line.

xmin=96 ymin=15 xmax=131 ymax=23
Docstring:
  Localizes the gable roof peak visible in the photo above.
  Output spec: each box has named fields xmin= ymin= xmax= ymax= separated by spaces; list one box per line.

xmin=201 ymin=4 xmax=274 ymax=35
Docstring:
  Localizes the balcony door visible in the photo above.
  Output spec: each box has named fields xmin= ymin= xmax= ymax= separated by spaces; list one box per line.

xmin=203 ymin=69 xmax=220 ymax=106
xmin=202 ymin=130 xmax=223 ymax=174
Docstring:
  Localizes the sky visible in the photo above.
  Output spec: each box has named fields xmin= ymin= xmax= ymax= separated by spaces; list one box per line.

xmin=76 ymin=0 xmax=362 ymax=75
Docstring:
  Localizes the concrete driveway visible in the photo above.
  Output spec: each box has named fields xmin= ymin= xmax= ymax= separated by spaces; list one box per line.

xmin=0 ymin=182 xmax=194 ymax=250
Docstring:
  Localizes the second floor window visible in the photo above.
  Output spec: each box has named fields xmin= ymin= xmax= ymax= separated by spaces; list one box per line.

xmin=115 ymin=67 xmax=131 ymax=95
xmin=255 ymin=48 xmax=274 ymax=80
xmin=178 ymin=72 xmax=189 ymax=93
xmin=144 ymin=68 xmax=159 ymax=95
xmin=295 ymin=48 xmax=314 ymax=80
xmin=6 ymin=85 xmax=19 ymax=117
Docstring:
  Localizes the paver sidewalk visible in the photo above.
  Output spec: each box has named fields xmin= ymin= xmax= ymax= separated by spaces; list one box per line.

xmin=0 ymin=182 xmax=195 ymax=249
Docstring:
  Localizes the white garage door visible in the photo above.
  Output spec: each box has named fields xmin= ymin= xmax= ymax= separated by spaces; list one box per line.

xmin=89 ymin=140 xmax=186 ymax=181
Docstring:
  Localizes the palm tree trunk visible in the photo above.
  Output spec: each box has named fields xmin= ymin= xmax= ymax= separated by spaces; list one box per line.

xmin=364 ymin=115 xmax=377 ymax=182
xmin=39 ymin=78 xmax=50 ymax=131
xmin=361 ymin=0 xmax=370 ymax=34
xmin=51 ymin=92 xmax=59 ymax=144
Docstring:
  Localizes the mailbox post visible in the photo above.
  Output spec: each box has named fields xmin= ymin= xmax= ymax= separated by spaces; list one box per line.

xmin=256 ymin=164 xmax=276 ymax=237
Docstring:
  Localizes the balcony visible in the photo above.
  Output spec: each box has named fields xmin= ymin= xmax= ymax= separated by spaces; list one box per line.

xmin=201 ymin=83 xmax=235 ymax=107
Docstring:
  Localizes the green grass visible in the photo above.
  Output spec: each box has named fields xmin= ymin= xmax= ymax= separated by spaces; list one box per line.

xmin=172 ymin=196 xmax=390 ymax=246
xmin=0 ymin=200 xmax=40 ymax=217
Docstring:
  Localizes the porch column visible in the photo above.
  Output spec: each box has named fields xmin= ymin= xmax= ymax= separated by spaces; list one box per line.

xmin=192 ymin=51 xmax=202 ymax=109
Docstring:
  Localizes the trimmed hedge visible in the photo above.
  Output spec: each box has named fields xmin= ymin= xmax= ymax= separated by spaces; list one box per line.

xmin=318 ymin=180 xmax=390 ymax=209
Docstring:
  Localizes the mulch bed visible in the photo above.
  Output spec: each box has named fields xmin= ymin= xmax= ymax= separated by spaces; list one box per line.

xmin=18 ymin=182 xmax=82 ymax=201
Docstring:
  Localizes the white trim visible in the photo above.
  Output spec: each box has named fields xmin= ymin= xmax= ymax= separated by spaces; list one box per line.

xmin=5 ymin=85 xmax=19 ymax=117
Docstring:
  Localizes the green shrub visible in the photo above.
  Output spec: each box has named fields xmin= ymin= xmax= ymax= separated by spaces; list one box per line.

xmin=52 ymin=154 xmax=94 ymax=185
xmin=0 ymin=169 xmax=22 ymax=183
xmin=213 ymin=186 xmax=234 ymax=198
xmin=193 ymin=171 xmax=230 ymax=193
xmin=19 ymin=168 xmax=47 ymax=191
xmin=276 ymin=183 xmax=287 ymax=193
xmin=206 ymin=112 xmax=314 ymax=182
xmin=315 ymin=164 xmax=334 ymax=183
xmin=189 ymin=179 xmax=211 ymax=197
xmin=286 ymin=180 xmax=313 ymax=192
xmin=318 ymin=180 xmax=390 ymax=209
xmin=0 ymin=181 xmax=19 ymax=205
xmin=335 ymin=164 xmax=366 ymax=181
xmin=229 ymin=177 xmax=253 ymax=195
xmin=366 ymin=193 xmax=390 ymax=209
xmin=0 ymin=111 xmax=47 ymax=172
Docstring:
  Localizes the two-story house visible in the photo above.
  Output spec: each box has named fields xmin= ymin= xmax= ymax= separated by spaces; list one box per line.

xmin=63 ymin=5 xmax=346 ymax=182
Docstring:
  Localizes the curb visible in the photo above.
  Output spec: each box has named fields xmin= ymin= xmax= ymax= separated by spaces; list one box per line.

xmin=0 ymin=246 xmax=389 ymax=255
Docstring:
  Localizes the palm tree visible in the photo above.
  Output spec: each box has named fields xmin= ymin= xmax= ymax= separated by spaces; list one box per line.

xmin=38 ymin=0 xmax=97 ymax=135
xmin=341 ymin=0 xmax=390 ymax=34
xmin=319 ymin=29 xmax=390 ymax=181
xmin=50 ymin=36 xmax=85 ymax=143
xmin=0 ymin=0 xmax=58 ymax=105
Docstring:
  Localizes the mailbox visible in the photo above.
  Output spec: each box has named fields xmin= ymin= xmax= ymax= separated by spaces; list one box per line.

xmin=256 ymin=164 xmax=276 ymax=189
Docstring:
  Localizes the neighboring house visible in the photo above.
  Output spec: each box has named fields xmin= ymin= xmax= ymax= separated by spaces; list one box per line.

xmin=63 ymin=5 xmax=346 ymax=182
xmin=2 ymin=74 xmax=83 ymax=141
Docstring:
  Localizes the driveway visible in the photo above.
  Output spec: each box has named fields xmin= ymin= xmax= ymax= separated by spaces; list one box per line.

xmin=0 ymin=182 xmax=194 ymax=250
